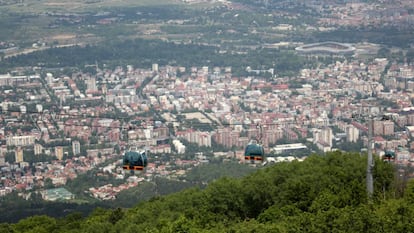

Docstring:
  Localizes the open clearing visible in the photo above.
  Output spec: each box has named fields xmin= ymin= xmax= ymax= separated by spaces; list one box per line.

xmin=184 ymin=112 xmax=211 ymax=124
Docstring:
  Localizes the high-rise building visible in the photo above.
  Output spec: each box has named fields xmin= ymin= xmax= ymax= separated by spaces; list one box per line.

xmin=373 ymin=120 xmax=395 ymax=136
xmin=346 ymin=125 xmax=359 ymax=143
xmin=20 ymin=105 xmax=26 ymax=114
xmin=0 ymin=146 xmax=6 ymax=166
xmin=199 ymin=132 xmax=212 ymax=147
xmin=213 ymin=128 xmax=232 ymax=148
xmin=172 ymin=140 xmax=185 ymax=154
xmin=373 ymin=120 xmax=383 ymax=136
xmin=6 ymin=135 xmax=35 ymax=146
xmin=317 ymin=127 xmax=333 ymax=148
xmin=152 ymin=63 xmax=159 ymax=73
xmin=102 ymin=84 xmax=107 ymax=95
xmin=36 ymin=104 xmax=43 ymax=113
xmin=46 ymin=73 xmax=54 ymax=84
xmin=72 ymin=141 xmax=81 ymax=156
xmin=407 ymin=113 xmax=414 ymax=125
xmin=202 ymin=66 xmax=209 ymax=74
xmin=34 ymin=143 xmax=43 ymax=155
xmin=383 ymin=121 xmax=394 ymax=136
xmin=15 ymin=147 xmax=24 ymax=163
xmin=0 ymin=154 xmax=5 ymax=166
xmin=324 ymin=127 xmax=333 ymax=147
xmin=55 ymin=146 xmax=64 ymax=160
xmin=1 ymin=102 xmax=8 ymax=113
xmin=86 ymin=77 xmax=97 ymax=91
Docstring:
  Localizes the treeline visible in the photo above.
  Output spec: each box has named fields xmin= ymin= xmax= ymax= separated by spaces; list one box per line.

xmin=5 ymin=151 xmax=414 ymax=232
xmin=0 ymin=162 xmax=255 ymax=223
xmin=0 ymin=192 xmax=107 ymax=224
xmin=0 ymin=39 xmax=305 ymax=76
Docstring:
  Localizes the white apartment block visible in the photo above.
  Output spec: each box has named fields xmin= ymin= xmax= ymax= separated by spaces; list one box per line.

xmin=346 ymin=125 xmax=359 ymax=143
xmin=173 ymin=139 xmax=186 ymax=154
xmin=6 ymin=135 xmax=36 ymax=146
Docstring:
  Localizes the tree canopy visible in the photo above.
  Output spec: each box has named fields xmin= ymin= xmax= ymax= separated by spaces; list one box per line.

xmin=7 ymin=151 xmax=414 ymax=232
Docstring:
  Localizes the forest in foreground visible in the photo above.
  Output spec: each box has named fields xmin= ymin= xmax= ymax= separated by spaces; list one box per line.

xmin=2 ymin=151 xmax=414 ymax=232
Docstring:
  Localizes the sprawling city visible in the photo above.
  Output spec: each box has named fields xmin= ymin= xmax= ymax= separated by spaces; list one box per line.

xmin=1 ymin=52 xmax=412 ymax=199
xmin=1 ymin=0 xmax=414 ymax=231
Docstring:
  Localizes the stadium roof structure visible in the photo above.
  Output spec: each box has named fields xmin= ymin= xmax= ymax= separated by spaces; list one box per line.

xmin=295 ymin=42 xmax=355 ymax=55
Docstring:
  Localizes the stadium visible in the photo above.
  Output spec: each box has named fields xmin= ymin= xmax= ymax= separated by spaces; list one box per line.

xmin=295 ymin=42 xmax=355 ymax=55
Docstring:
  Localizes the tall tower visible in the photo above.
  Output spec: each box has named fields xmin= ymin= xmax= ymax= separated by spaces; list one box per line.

xmin=55 ymin=146 xmax=64 ymax=160
xmin=152 ymin=63 xmax=159 ymax=73
xmin=346 ymin=125 xmax=359 ymax=142
xmin=36 ymin=104 xmax=43 ymax=113
xmin=2 ymin=102 xmax=8 ymax=113
xmin=321 ymin=127 xmax=333 ymax=148
xmin=0 ymin=154 xmax=4 ymax=166
xmin=15 ymin=147 xmax=24 ymax=163
xmin=86 ymin=77 xmax=97 ymax=91
xmin=34 ymin=143 xmax=43 ymax=155
xmin=383 ymin=121 xmax=394 ymax=136
xmin=72 ymin=141 xmax=81 ymax=155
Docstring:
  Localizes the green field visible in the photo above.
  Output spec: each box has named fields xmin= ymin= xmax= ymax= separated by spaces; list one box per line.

xmin=0 ymin=0 xmax=181 ymax=13
xmin=0 ymin=0 xmax=188 ymax=43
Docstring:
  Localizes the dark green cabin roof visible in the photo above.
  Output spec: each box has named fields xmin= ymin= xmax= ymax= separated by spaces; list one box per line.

xmin=244 ymin=143 xmax=264 ymax=156
xmin=123 ymin=150 xmax=148 ymax=167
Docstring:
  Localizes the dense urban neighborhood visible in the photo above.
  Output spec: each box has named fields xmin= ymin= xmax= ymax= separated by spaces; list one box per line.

xmin=1 ymin=45 xmax=414 ymax=201
xmin=2 ymin=0 xmax=414 ymax=230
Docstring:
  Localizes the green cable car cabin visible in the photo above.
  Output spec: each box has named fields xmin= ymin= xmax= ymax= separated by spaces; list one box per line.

xmin=123 ymin=149 xmax=148 ymax=171
xmin=383 ymin=150 xmax=395 ymax=162
xmin=244 ymin=141 xmax=265 ymax=163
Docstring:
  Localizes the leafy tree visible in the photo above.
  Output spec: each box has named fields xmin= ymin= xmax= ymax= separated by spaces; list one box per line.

xmin=0 ymin=223 xmax=14 ymax=233
xmin=44 ymin=178 xmax=54 ymax=189
xmin=6 ymin=152 xmax=406 ymax=232
xmin=108 ymin=208 xmax=124 ymax=225
xmin=13 ymin=215 xmax=57 ymax=233
xmin=5 ymin=152 xmax=15 ymax=163
xmin=59 ymin=212 xmax=83 ymax=231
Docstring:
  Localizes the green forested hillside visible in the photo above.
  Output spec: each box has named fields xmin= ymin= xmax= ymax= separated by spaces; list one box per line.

xmin=3 ymin=151 xmax=414 ymax=232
